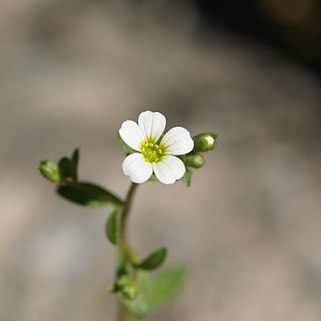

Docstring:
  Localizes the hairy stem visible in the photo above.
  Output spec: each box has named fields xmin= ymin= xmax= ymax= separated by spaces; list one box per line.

xmin=117 ymin=182 xmax=139 ymax=321
xmin=118 ymin=301 xmax=132 ymax=321
xmin=120 ymin=183 xmax=138 ymax=248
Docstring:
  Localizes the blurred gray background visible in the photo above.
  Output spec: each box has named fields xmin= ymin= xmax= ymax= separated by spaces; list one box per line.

xmin=1 ymin=1 xmax=321 ymax=321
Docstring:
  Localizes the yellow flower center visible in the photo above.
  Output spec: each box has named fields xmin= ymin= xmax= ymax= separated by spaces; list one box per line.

xmin=140 ymin=139 xmax=166 ymax=163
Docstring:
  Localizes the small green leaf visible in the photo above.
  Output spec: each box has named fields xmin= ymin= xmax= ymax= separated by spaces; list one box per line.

xmin=148 ymin=266 xmax=187 ymax=310
xmin=58 ymin=157 xmax=74 ymax=182
xmin=57 ymin=182 xmax=124 ymax=207
xmin=106 ymin=209 xmax=120 ymax=245
xmin=38 ymin=160 xmax=61 ymax=183
xmin=57 ymin=149 xmax=80 ymax=182
xmin=71 ymin=148 xmax=79 ymax=180
xmin=138 ymin=248 xmax=167 ymax=271
xmin=184 ymin=168 xmax=191 ymax=187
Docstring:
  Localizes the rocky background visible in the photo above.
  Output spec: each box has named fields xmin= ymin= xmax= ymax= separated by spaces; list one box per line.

xmin=1 ymin=1 xmax=321 ymax=321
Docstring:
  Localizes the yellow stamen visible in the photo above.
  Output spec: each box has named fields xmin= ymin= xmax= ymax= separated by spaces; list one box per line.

xmin=140 ymin=139 xmax=167 ymax=163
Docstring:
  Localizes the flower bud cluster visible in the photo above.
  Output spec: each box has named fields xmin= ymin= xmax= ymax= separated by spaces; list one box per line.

xmin=180 ymin=132 xmax=217 ymax=186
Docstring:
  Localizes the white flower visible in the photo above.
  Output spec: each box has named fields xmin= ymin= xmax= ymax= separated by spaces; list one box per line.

xmin=119 ymin=111 xmax=194 ymax=184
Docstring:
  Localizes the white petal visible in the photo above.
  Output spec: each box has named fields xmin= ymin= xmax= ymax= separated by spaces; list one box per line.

xmin=122 ymin=153 xmax=153 ymax=183
xmin=138 ymin=111 xmax=166 ymax=142
xmin=161 ymin=127 xmax=194 ymax=155
xmin=152 ymin=156 xmax=186 ymax=184
xmin=119 ymin=120 xmax=145 ymax=151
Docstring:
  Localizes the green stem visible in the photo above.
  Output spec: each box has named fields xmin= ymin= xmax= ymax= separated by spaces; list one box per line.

xmin=120 ymin=183 xmax=138 ymax=247
xmin=118 ymin=301 xmax=132 ymax=321
xmin=117 ymin=182 xmax=139 ymax=321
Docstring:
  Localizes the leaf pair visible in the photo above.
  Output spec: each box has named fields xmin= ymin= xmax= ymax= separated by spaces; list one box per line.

xmin=181 ymin=132 xmax=218 ymax=187
xmin=58 ymin=148 xmax=79 ymax=182
xmin=122 ymin=266 xmax=187 ymax=319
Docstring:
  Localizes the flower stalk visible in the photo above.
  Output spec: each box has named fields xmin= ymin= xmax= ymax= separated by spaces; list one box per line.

xmin=118 ymin=304 xmax=132 ymax=321
xmin=117 ymin=182 xmax=139 ymax=321
xmin=118 ymin=183 xmax=138 ymax=268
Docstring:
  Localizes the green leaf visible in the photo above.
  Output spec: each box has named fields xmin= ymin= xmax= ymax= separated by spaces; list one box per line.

xmin=58 ymin=149 xmax=80 ymax=182
xmin=71 ymin=148 xmax=79 ymax=181
xmin=106 ymin=209 xmax=120 ymax=245
xmin=38 ymin=160 xmax=61 ymax=183
xmin=138 ymin=248 xmax=167 ymax=271
xmin=58 ymin=157 xmax=74 ymax=182
xmin=121 ymin=266 xmax=187 ymax=319
xmin=184 ymin=168 xmax=191 ymax=187
xmin=148 ymin=266 xmax=187 ymax=310
xmin=57 ymin=182 xmax=124 ymax=207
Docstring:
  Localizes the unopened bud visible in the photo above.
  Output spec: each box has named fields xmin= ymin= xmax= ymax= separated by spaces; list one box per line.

xmin=116 ymin=275 xmax=139 ymax=300
xmin=183 ymin=154 xmax=204 ymax=169
xmin=193 ymin=132 xmax=217 ymax=152
xmin=38 ymin=160 xmax=61 ymax=183
xmin=116 ymin=275 xmax=131 ymax=287
xmin=121 ymin=283 xmax=139 ymax=300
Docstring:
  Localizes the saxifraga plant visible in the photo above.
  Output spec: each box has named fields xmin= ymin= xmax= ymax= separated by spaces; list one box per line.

xmin=38 ymin=111 xmax=217 ymax=320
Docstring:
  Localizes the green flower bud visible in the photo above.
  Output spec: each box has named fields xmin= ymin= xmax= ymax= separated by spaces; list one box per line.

xmin=121 ymin=283 xmax=139 ymax=300
xmin=116 ymin=275 xmax=131 ymax=287
xmin=193 ymin=132 xmax=217 ymax=152
xmin=38 ymin=160 xmax=61 ymax=183
xmin=182 ymin=154 xmax=204 ymax=169
xmin=116 ymin=275 xmax=139 ymax=300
